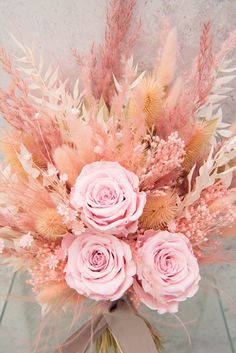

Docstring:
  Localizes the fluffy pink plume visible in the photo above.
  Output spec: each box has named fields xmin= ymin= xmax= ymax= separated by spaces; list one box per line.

xmin=74 ymin=0 xmax=140 ymax=106
xmin=158 ymin=23 xmax=215 ymax=141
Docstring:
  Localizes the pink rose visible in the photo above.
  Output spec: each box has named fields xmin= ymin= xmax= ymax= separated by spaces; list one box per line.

xmin=70 ymin=161 xmax=146 ymax=236
xmin=134 ymin=231 xmax=200 ymax=314
xmin=64 ymin=232 xmax=136 ymax=300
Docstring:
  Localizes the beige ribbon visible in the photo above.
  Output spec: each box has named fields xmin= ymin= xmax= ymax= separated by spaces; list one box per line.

xmin=54 ymin=314 xmax=107 ymax=353
xmin=54 ymin=300 xmax=158 ymax=353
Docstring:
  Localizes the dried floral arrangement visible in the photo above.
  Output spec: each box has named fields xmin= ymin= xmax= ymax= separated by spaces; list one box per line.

xmin=0 ymin=0 xmax=236 ymax=352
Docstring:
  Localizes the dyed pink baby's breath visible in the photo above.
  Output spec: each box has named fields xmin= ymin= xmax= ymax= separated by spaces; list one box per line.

xmin=19 ymin=232 xmax=34 ymax=248
xmin=71 ymin=221 xmax=85 ymax=236
xmin=27 ymin=240 xmax=67 ymax=292
xmin=54 ymin=247 xmax=67 ymax=261
xmin=176 ymin=201 xmax=213 ymax=244
xmin=48 ymin=255 xmax=59 ymax=270
xmin=57 ymin=203 xmax=78 ymax=224
xmin=176 ymin=185 xmax=236 ymax=247
xmin=140 ymin=132 xmax=185 ymax=190
xmin=59 ymin=173 xmax=69 ymax=183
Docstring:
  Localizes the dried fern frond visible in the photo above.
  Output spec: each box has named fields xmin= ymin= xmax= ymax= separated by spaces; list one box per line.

xmin=35 ymin=208 xmax=67 ymax=239
xmin=183 ymin=118 xmax=218 ymax=172
xmin=139 ymin=191 xmax=178 ymax=229
xmin=12 ymin=36 xmax=60 ymax=98
xmin=128 ymin=76 xmax=164 ymax=128
xmin=0 ymin=47 xmax=37 ymax=131
xmin=0 ymin=47 xmax=28 ymax=91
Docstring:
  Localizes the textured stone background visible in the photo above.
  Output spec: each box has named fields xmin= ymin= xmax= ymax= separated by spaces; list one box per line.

xmin=0 ymin=0 xmax=236 ymax=120
xmin=0 ymin=1 xmax=236 ymax=352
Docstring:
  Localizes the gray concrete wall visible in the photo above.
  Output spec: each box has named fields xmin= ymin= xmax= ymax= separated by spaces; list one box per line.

xmin=0 ymin=0 xmax=236 ymax=123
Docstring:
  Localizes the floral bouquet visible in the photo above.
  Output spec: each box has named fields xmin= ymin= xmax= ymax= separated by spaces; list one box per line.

xmin=1 ymin=1 xmax=236 ymax=352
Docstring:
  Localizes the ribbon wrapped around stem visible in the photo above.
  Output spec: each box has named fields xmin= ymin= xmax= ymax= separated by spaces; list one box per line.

xmin=54 ymin=299 xmax=160 ymax=353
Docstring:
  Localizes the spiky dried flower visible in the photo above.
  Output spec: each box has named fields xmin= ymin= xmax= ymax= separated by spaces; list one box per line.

xmin=183 ymin=118 xmax=218 ymax=172
xmin=139 ymin=191 xmax=178 ymax=229
xmin=128 ymin=76 xmax=164 ymax=128
xmin=35 ymin=208 xmax=67 ymax=239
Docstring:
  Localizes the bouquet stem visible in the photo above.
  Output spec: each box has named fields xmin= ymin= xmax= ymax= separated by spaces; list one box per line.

xmin=96 ymin=328 xmax=122 ymax=353
xmin=54 ymin=297 xmax=162 ymax=353
xmin=95 ymin=298 xmax=163 ymax=353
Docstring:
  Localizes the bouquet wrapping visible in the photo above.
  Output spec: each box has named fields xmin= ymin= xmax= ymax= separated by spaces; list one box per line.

xmin=0 ymin=1 xmax=236 ymax=352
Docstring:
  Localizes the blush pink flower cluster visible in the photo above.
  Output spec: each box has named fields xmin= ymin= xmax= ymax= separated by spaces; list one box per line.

xmin=65 ymin=161 xmax=200 ymax=308
xmin=70 ymin=161 xmax=146 ymax=236
xmin=134 ymin=231 xmax=201 ymax=314
xmin=63 ymin=232 xmax=136 ymax=300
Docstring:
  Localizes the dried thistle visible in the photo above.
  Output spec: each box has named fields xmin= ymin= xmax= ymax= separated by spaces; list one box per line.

xmin=35 ymin=208 xmax=67 ymax=239
xmin=128 ymin=76 xmax=164 ymax=128
xmin=139 ymin=191 xmax=178 ymax=229
xmin=183 ymin=118 xmax=218 ymax=172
